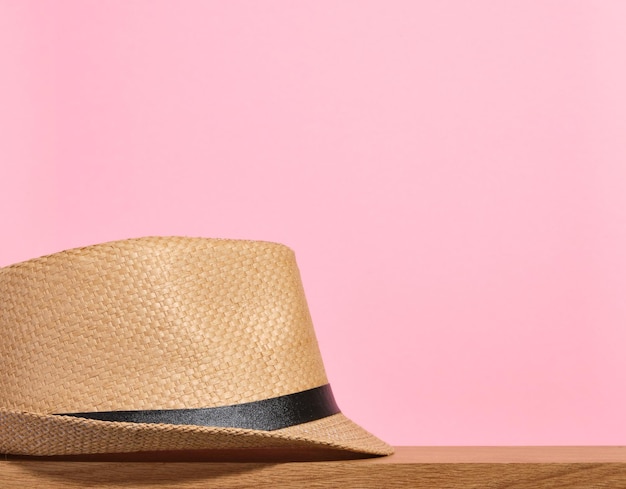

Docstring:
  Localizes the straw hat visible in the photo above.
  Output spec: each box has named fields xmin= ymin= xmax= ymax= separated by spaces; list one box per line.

xmin=0 ymin=237 xmax=392 ymax=457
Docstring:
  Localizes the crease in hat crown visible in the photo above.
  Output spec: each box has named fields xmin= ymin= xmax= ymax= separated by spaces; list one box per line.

xmin=0 ymin=236 xmax=393 ymax=457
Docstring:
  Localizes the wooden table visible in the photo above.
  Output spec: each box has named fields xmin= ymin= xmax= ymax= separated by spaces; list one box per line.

xmin=2 ymin=446 xmax=625 ymax=488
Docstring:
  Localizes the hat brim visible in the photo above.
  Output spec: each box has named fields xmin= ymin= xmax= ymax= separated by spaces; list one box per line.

xmin=0 ymin=410 xmax=393 ymax=457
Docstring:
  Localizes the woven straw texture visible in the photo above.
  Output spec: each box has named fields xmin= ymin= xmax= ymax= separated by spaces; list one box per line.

xmin=0 ymin=237 xmax=392 ymax=456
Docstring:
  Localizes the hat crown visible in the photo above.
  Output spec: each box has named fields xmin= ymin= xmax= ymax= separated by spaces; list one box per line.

xmin=0 ymin=237 xmax=328 ymax=414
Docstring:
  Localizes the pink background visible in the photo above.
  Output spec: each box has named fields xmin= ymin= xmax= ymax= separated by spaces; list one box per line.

xmin=1 ymin=1 xmax=625 ymax=445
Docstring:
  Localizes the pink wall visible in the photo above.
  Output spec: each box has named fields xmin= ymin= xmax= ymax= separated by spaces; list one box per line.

xmin=1 ymin=1 xmax=625 ymax=445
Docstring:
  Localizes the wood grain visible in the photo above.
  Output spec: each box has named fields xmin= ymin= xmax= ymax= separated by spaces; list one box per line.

xmin=2 ymin=447 xmax=625 ymax=488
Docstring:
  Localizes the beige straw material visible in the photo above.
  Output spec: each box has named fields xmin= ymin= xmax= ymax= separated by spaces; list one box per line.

xmin=0 ymin=237 xmax=392 ymax=456
xmin=0 ymin=411 xmax=392 ymax=456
